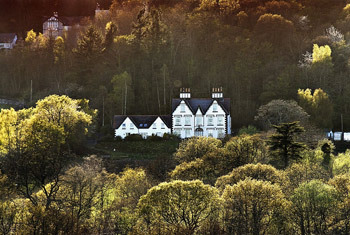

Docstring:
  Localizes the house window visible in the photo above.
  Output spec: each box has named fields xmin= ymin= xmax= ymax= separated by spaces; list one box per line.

xmin=161 ymin=123 xmax=165 ymax=129
xmin=208 ymin=129 xmax=214 ymax=137
xmin=130 ymin=123 xmax=134 ymax=129
xmin=217 ymin=116 xmax=224 ymax=126
xmin=196 ymin=116 xmax=203 ymax=126
xmin=207 ymin=116 xmax=214 ymax=126
xmin=181 ymin=103 xmax=186 ymax=113
xmin=122 ymin=123 xmax=126 ymax=129
xmin=153 ymin=123 xmax=157 ymax=129
xmin=173 ymin=129 xmax=181 ymax=136
xmin=185 ymin=129 xmax=191 ymax=138
xmin=213 ymin=103 xmax=218 ymax=112
xmin=218 ymin=129 xmax=225 ymax=138
xmin=175 ymin=116 xmax=181 ymax=126
xmin=185 ymin=116 xmax=191 ymax=126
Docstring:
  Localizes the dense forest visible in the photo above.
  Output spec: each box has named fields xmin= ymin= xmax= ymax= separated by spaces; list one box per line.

xmin=2 ymin=95 xmax=350 ymax=234
xmin=1 ymin=0 xmax=350 ymax=130
xmin=3 ymin=1 xmax=350 ymax=233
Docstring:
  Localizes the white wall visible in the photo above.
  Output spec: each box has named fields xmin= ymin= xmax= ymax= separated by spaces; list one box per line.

xmin=172 ymin=100 xmax=229 ymax=139
xmin=172 ymin=101 xmax=195 ymax=138
xmin=203 ymin=100 xmax=226 ymax=138
xmin=0 ymin=35 xmax=17 ymax=49
xmin=115 ymin=117 xmax=171 ymax=139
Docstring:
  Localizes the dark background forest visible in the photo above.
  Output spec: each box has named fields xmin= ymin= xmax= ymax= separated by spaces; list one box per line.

xmin=1 ymin=0 xmax=350 ymax=131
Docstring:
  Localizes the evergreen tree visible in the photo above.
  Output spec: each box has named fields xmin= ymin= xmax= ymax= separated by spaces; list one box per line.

xmin=268 ymin=121 xmax=306 ymax=168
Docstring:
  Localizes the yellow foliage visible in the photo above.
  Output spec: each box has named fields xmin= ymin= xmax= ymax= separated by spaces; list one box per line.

xmin=312 ymin=44 xmax=332 ymax=64
xmin=25 ymin=29 xmax=36 ymax=44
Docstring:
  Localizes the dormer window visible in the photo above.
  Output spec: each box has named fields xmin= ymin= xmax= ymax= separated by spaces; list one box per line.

xmin=213 ymin=103 xmax=218 ymax=112
xmin=130 ymin=123 xmax=134 ymax=129
xmin=181 ymin=103 xmax=186 ymax=113
xmin=122 ymin=123 xmax=126 ymax=129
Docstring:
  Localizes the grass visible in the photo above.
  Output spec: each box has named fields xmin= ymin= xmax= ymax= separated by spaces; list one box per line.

xmin=92 ymin=140 xmax=180 ymax=160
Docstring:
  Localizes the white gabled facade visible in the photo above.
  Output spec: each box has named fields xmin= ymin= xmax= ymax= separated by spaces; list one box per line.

xmin=0 ymin=34 xmax=17 ymax=49
xmin=172 ymin=100 xmax=195 ymax=138
xmin=114 ymin=116 xmax=171 ymax=139
xmin=115 ymin=117 xmax=139 ymax=139
xmin=114 ymin=88 xmax=231 ymax=140
xmin=172 ymin=88 xmax=231 ymax=139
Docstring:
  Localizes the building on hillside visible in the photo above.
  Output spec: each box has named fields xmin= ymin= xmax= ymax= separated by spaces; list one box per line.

xmin=95 ymin=3 xmax=110 ymax=16
xmin=113 ymin=88 xmax=231 ymax=139
xmin=113 ymin=115 xmax=172 ymax=139
xmin=43 ymin=12 xmax=86 ymax=38
xmin=172 ymin=88 xmax=231 ymax=138
xmin=0 ymin=33 xmax=17 ymax=49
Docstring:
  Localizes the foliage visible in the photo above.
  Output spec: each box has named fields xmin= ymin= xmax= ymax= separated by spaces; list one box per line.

xmin=174 ymin=137 xmax=221 ymax=163
xmin=136 ymin=180 xmax=222 ymax=234
xmin=255 ymin=100 xmax=310 ymax=130
xmin=238 ymin=125 xmax=259 ymax=135
xmin=291 ymin=180 xmax=339 ymax=235
xmin=268 ymin=121 xmax=306 ymax=168
xmin=222 ymin=179 xmax=291 ymax=234
xmin=298 ymin=88 xmax=333 ymax=128
xmin=215 ymin=163 xmax=286 ymax=192
xmin=333 ymin=150 xmax=350 ymax=175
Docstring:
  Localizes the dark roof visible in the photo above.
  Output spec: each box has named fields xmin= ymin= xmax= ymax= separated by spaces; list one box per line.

xmin=43 ymin=15 xmax=87 ymax=26
xmin=0 ymin=33 xmax=16 ymax=43
xmin=172 ymin=98 xmax=230 ymax=114
xmin=59 ymin=16 xmax=86 ymax=26
xmin=113 ymin=115 xmax=172 ymax=129
xmin=160 ymin=115 xmax=172 ymax=128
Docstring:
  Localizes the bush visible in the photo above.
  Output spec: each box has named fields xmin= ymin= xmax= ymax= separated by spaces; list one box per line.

xmin=114 ymin=136 xmax=122 ymax=141
xmin=125 ymin=134 xmax=143 ymax=141
xmin=147 ymin=134 xmax=163 ymax=141
xmin=163 ymin=133 xmax=180 ymax=141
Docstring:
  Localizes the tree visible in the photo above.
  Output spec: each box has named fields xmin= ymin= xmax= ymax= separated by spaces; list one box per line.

xmin=170 ymin=149 xmax=227 ymax=185
xmin=136 ymin=180 xmax=222 ymax=234
xmin=174 ymin=137 xmax=221 ymax=163
xmin=329 ymin=174 xmax=350 ymax=234
xmin=254 ymin=14 xmax=295 ymax=50
xmin=222 ymin=179 xmax=291 ymax=234
xmin=333 ymin=150 xmax=350 ymax=175
xmin=111 ymin=71 xmax=133 ymax=115
xmin=215 ymin=163 xmax=286 ymax=192
xmin=224 ymin=134 xmax=268 ymax=168
xmin=73 ymin=26 xmax=103 ymax=86
xmin=0 ymin=95 xmax=93 ymax=207
xmin=298 ymin=88 xmax=334 ymax=128
xmin=291 ymin=180 xmax=339 ymax=235
xmin=255 ymin=100 xmax=310 ymax=130
xmin=267 ymin=121 xmax=306 ymax=168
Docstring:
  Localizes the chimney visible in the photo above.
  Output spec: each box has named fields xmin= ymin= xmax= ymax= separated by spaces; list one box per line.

xmin=53 ymin=12 xmax=58 ymax=18
xmin=212 ymin=87 xmax=223 ymax=99
xmin=180 ymin=88 xmax=191 ymax=99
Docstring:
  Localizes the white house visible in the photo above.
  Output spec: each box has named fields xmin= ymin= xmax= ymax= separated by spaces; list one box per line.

xmin=172 ymin=88 xmax=231 ymax=139
xmin=0 ymin=33 xmax=17 ymax=49
xmin=43 ymin=12 xmax=85 ymax=38
xmin=113 ymin=115 xmax=172 ymax=139
xmin=113 ymin=88 xmax=231 ymax=139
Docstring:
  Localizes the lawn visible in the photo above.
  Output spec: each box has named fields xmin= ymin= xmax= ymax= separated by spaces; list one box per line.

xmin=92 ymin=139 xmax=180 ymax=160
